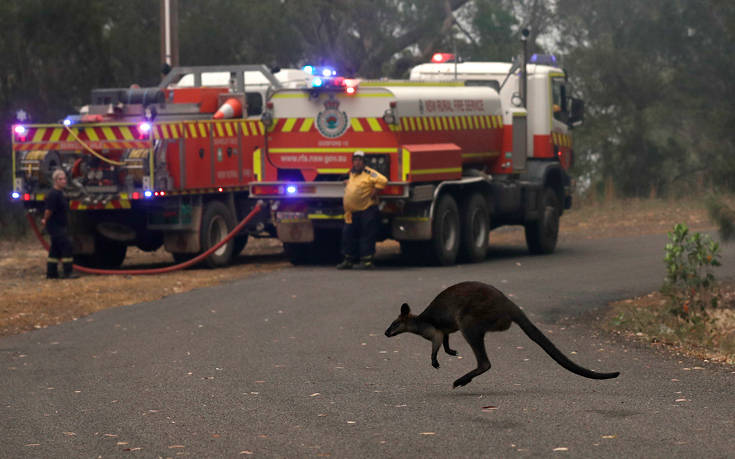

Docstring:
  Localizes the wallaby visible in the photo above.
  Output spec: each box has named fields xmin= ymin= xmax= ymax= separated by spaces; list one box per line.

xmin=384 ymin=281 xmax=620 ymax=388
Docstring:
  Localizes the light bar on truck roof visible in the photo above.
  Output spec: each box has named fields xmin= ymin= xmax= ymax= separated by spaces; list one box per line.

xmin=529 ymin=54 xmax=558 ymax=66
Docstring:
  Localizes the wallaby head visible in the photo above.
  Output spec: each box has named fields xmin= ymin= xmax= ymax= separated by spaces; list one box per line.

xmin=384 ymin=303 xmax=413 ymax=337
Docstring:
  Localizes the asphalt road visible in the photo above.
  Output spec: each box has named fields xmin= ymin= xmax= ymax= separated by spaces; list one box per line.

xmin=2 ymin=233 xmax=734 ymax=457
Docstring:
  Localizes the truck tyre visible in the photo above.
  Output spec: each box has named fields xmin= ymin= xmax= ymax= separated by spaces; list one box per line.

xmin=525 ymin=187 xmax=560 ymax=255
xmin=232 ymin=234 xmax=249 ymax=260
xmin=75 ymin=235 xmax=127 ymax=269
xmin=429 ymin=194 xmax=460 ymax=265
xmin=200 ymin=200 xmax=235 ymax=268
xmin=459 ymin=193 xmax=489 ymax=263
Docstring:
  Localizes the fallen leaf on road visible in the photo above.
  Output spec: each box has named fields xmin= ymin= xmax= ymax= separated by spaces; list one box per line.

xmin=420 ymin=432 xmax=436 ymax=436
xmin=239 ymin=451 xmax=254 ymax=455
xmin=482 ymin=406 xmax=498 ymax=412
xmin=63 ymin=432 xmax=76 ymax=436
xmin=553 ymin=447 xmax=569 ymax=451
xmin=310 ymin=393 xmax=320 ymax=397
xmin=601 ymin=435 xmax=616 ymax=439
xmin=169 ymin=445 xmax=185 ymax=449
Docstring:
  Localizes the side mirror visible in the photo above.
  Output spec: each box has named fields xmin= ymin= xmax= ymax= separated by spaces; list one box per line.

xmin=568 ymin=98 xmax=584 ymax=128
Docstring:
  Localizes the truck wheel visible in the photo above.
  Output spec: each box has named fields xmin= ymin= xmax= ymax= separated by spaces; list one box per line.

xmin=200 ymin=201 xmax=235 ymax=268
xmin=75 ymin=235 xmax=127 ymax=269
xmin=525 ymin=188 xmax=560 ymax=255
xmin=429 ymin=194 xmax=460 ymax=265
xmin=459 ymin=193 xmax=489 ymax=263
xmin=232 ymin=234 xmax=249 ymax=260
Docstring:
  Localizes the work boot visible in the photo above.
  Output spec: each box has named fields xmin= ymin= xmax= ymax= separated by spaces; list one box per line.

xmin=336 ymin=257 xmax=354 ymax=270
xmin=46 ymin=262 xmax=59 ymax=279
xmin=62 ymin=263 xmax=79 ymax=279
xmin=354 ymin=256 xmax=375 ymax=270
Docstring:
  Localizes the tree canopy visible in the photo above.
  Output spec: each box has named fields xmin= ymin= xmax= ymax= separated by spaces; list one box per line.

xmin=2 ymin=0 xmax=734 ymax=234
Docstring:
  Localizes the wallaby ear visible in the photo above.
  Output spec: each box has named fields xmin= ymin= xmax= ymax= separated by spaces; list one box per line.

xmin=400 ymin=303 xmax=410 ymax=316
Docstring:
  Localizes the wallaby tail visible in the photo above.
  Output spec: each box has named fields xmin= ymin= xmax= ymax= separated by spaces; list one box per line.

xmin=511 ymin=309 xmax=619 ymax=380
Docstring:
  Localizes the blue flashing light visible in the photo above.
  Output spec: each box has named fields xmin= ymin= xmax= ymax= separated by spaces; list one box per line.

xmin=63 ymin=118 xmax=72 ymax=127
xmin=312 ymin=77 xmax=324 ymax=88
xmin=13 ymin=125 xmax=26 ymax=136
xmin=11 ymin=191 xmax=21 ymax=200
xmin=286 ymin=185 xmax=297 ymax=194
xmin=143 ymin=190 xmax=153 ymax=198
xmin=529 ymin=54 xmax=558 ymax=66
xmin=302 ymin=65 xmax=314 ymax=74
xmin=322 ymin=68 xmax=334 ymax=77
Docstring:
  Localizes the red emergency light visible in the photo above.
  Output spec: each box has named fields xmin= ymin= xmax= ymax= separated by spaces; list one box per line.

xmin=431 ymin=53 xmax=456 ymax=63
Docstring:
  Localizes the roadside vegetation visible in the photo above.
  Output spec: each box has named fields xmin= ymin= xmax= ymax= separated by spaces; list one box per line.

xmin=602 ymin=197 xmax=735 ymax=364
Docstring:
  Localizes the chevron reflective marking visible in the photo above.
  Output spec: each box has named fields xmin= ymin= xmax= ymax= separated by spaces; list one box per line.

xmin=300 ymin=118 xmax=314 ymax=132
xmin=282 ymin=118 xmax=297 ymax=132
xmin=119 ymin=126 xmax=134 ymax=140
xmin=366 ymin=118 xmax=382 ymax=132
xmin=49 ymin=128 xmax=63 ymax=142
xmin=350 ymin=118 xmax=364 ymax=132
xmin=85 ymin=127 xmax=99 ymax=141
xmin=198 ymin=123 xmax=207 ymax=137
xmin=32 ymin=128 xmax=47 ymax=142
xmin=101 ymin=126 xmax=116 ymax=140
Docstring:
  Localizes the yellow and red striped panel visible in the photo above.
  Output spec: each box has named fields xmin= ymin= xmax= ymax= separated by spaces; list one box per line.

xmin=268 ymin=117 xmax=386 ymax=133
xmin=170 ymin=120 xmax=264 ymax=139
xmin=13 ymin=125 xmax=148 ymax=150
xmin=398 ymin=115 xmax=503 ymax=132
xmin=551 ymin=131 xmax=572 ymax=148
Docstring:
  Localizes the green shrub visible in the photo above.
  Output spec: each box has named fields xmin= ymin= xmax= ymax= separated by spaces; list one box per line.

xmin=663 ymin=223 xmax=721 ymax=319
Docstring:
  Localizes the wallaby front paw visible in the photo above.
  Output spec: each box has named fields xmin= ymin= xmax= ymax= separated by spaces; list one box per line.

xmin=432 ymin=360 xmax=440 ymax=369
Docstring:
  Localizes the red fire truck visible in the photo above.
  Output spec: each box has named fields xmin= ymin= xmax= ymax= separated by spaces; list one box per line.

xmin=10 ymin=65 xmax=309 ymax=268
xmin=250 ymin=54 xmax=584 ymax=265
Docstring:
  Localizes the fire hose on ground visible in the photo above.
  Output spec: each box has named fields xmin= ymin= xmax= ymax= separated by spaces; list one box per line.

xmin=27 ymin=201 xmax=264 ymax=275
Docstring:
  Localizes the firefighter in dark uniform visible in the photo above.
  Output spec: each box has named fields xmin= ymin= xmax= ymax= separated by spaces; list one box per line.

xmin=41 ymin=169 xmax=78 ymax=279
xmin=337 ymin=150 xmax=388 ymax=270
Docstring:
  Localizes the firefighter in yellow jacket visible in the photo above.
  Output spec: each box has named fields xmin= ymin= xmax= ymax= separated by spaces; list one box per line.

xmin=337 ymin=151 xmax=388 ymax=269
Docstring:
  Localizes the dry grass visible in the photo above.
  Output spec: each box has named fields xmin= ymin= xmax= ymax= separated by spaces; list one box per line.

xmin=0 ymin=237 xmax=289 ymax=336
xmin=603 ymin=283 xmax=735 ymax=364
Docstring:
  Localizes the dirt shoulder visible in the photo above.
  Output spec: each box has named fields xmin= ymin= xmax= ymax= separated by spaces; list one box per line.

xmin=1 ymin=197 xmax=732 ymax=365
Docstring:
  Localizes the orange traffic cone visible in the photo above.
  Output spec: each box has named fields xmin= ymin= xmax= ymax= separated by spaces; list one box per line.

xmin=213 ymin=98 xmax=243 ymax=119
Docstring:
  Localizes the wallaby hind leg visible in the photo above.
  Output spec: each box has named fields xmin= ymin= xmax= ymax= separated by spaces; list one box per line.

xmin=453 ymin=329 xmax=491 ymax=388
xmin=443 ymin=335 xmax=457 ymax=356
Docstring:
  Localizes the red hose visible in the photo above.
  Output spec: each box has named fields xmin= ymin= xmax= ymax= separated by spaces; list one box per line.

xmin=27 ymin=201 xmax=263 ymax=275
